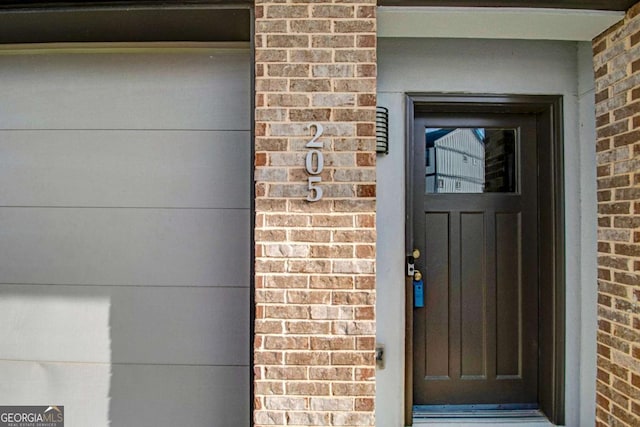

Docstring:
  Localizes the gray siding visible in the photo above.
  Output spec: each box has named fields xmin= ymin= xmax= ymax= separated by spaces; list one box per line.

xmin=0 ymin=285 xmax=249 ymax=365
xmin=0 ymin=361 xmax=249 ymax=427
xmin=0 ymin=130 xmax=250 ymax=208
xmin=0 ymin=51 xmax=249 ymax=130
xmin=0 ymin=208 xmax=249 ymax=286
xmin=0 ymin=49 xmax=250 ymax=427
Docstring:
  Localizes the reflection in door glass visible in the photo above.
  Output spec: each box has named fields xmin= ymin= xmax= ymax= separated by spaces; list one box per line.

xmin=425 ymin=128 xmax=517 ymax=194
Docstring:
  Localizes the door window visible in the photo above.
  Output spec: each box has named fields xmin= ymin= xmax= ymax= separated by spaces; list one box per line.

xmin=425 ymin=128 xmax=517 ymax=194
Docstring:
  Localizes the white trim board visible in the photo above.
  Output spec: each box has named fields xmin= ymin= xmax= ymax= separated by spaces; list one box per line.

xmin=377 ymin=7 xmax=623 ymax=41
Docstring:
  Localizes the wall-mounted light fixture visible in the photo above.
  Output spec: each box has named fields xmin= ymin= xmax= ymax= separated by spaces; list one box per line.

xmin=376 ymin=106 xmax=389 ymax=155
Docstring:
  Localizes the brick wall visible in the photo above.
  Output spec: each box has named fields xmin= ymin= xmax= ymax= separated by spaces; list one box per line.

xmin=594 ymin=3 xmax=640 ymax=426
xmin=253 ymin=1 xmax=377 ymax=426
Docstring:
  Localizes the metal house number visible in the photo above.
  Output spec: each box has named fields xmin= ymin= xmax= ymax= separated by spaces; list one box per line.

xmin=305 ymin=123 xmax=324 ymax=202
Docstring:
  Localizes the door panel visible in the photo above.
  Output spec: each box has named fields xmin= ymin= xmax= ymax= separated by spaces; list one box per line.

xmin=422 ymin=213 xmax=449 ymax=380
xmin=413 ymin=114 xmax=538 ymax=406
xmin=460 ymin=212 xmax=486 ymax=379
xmin=495 ymin=212 xmax=522 ymax=378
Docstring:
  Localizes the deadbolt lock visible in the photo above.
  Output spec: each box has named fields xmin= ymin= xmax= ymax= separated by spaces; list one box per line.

xmin=407 ymin=248 xmax=421 ymax=277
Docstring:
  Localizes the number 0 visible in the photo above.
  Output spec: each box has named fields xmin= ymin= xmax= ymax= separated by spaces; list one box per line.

xmin=305 ymin=150 xmax=324 ymax=175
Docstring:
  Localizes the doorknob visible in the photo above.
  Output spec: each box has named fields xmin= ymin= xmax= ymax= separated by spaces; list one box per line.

xmin=414 ymin=270 xmax=422 ymax=281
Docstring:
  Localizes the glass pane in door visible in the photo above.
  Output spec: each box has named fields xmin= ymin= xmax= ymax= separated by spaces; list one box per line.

xmin=425 ymin=128 xmax=517 ymax=194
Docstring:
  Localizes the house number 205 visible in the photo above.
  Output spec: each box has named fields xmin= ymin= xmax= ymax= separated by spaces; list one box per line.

xmin=305 ymin=123 xmax=324 ymax=202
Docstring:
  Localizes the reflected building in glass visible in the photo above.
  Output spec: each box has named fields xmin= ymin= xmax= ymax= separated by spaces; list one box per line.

xmin=425 ymin=128 xmax=517 ymax=194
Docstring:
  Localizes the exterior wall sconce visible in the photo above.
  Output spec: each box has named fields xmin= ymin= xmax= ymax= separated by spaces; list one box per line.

xmin=376 ymin=106 xmax=389 ymax=155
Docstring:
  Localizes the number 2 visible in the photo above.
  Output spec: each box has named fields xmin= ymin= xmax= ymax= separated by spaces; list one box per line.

xmin=306 ymin=123 xmax=323 ymax=149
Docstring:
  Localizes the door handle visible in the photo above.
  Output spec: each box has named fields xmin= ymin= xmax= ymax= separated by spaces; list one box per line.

xmin=413 ymin=270 xmax=422 ymax=281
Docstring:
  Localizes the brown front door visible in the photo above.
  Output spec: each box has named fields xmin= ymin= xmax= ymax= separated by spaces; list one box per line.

xmin=411 ymin=112 xmax=540 ymax=407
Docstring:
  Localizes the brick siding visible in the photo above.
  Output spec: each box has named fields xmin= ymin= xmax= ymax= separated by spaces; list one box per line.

xmin=253 ymin=1 xmax=377 ymax=426
xmin=594 ymin=3 xmax=640 ymax=426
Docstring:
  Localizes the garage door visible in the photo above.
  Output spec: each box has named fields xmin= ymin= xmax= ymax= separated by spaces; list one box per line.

xmin=0 ymin=46 xmax=250 ymax=426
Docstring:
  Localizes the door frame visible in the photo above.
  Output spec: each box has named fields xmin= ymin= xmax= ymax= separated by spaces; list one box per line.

xmin=404 ymin=94 xmax=565 ymax=425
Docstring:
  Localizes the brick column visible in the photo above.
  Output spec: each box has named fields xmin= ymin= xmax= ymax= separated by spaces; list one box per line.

xmin=253 ymin=1 xmax=377 ymax=426
xmin=594 ymin=3 xmax=640 ymax=426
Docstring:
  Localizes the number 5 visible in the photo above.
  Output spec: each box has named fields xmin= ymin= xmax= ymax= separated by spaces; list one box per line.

xmin=307 ymin=177 xmax=323 ymax=202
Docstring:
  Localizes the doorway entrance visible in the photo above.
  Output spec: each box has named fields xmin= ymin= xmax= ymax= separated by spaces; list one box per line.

xmin=405 ymin=95 xmax=565 ymax=425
